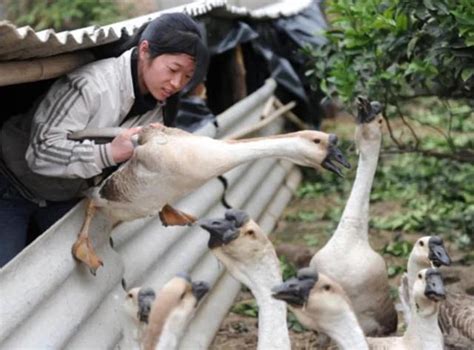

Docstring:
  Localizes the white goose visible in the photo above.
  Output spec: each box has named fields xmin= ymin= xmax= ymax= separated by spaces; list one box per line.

xmin=399 ymin=235 xmax=451 ymax=324
xmin=272 ymin=267 xmax=446 ymax=350
xmin=124 ymin=273 xmax=209 ymax=350
xmin=73 ymin=124 xmax=350 ymax=274
xmin=309 ymin=97 xmax=397 ymax=335
xmin=400 ymin=236 xmax=474 ymax=349
xmin=199 ymin=209 xmax=291 ymax=350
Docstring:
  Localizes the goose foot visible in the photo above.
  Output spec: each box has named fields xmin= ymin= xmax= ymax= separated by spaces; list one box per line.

xmin=159 ymin=204 xmax=197 ymax=226
xmin=72 ymin=235 xmax=104 ymax=275
xmin=71 ymin=198 xmax=103 ymax=275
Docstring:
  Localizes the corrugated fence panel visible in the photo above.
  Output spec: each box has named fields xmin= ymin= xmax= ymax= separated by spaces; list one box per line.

xmin=0 ymin=78 xmax=303 ymax=349
xmin=0 ymin=0 xmax=313 ymax=61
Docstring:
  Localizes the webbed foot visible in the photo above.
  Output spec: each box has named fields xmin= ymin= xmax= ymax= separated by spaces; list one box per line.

xmin=159 ymin=204 xmax=197 ymax=226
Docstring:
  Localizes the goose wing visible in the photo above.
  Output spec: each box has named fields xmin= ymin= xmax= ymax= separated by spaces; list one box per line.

xmin=439 ymin=291 xmax=474 ymax=349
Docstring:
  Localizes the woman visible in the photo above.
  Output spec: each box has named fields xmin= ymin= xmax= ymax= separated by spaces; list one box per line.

xmin=0 ymin=13 xmax=209 ymax=267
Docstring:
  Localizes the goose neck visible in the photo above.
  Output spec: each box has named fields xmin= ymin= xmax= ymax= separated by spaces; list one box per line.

xmin=224 ymin=137 xmax=302 ymax=165
xmin=245 ymin=254 xmax=291 ymax=350
xmin=404 ymin=304 xmax=442 ymax=350
xmin=406 ymin=255 xmax=426 ymax=293
xmin=322 ymin=310 xmax=369 ymax=350
xmin=253 ymin=290 xmax=291 ymax=350
xmin=332 ymin=136 xmax=381 ymax=243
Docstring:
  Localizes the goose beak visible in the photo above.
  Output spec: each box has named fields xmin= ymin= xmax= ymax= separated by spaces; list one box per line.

xmin=356 ymin=96 xmax=382 ymax=124
xmin=224 ymin=209 xmax=250 ymax=227
xmin=199 ymin=218 xmax=240 ymax=248
xmin=272 ymin=278 xmax=308 ymax=306
xmin=191 ymin=281 xmax=210 ymax=303
xmin=425 ymin=268 xmax=446 ymax=302
xmin=322 ymin=134 xmax=351 ymax=177
xmin=428 ymin=236 xmax=451 ymax=267
xmin=272 ymin=271 xmax=317 ymax=306
xmin=137 ymin=287 xmax=156 ymax=323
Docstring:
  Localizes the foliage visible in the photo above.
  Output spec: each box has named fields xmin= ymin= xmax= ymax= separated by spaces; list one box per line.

xmin=304 ymin=0 xmax=474 ymax=163
xmin=231 ymin=299 xmax=258 ymax=318
xmin=387 ymin=265 xmax=405 ymax=278
xmin=285 ymin=210 xmax=320 ymax=223
xmin=305 ymin=0 xmax=474 ymax=103
xmin=303 ymin=234 xmax=319 ymax=247
xmin=279 ymin=255 xmax=298 ymax=281
xmin=6 ymin=0 xmax=126 ymax=31
xmin=287 ymin=311 xmax=306 ymax=333
xmin=383 ymin=240 xmax=413 ymax=258
xmin=295 ymin=124 xmax=473 ymax=249
xmin=371 ymin=155 xmax=474 ymax=241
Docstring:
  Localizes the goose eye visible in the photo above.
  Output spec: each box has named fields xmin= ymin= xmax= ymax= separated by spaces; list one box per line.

xmin=323 ymin=285 xmax=331 ymax=291
xmin=127 ymin=293 xmax=133 ymax=298
xmin=313 ymin=139 xmax=321 ymax=144
xmin=180 ymin=292 xmax=186 ymax=300
xmin=419 ymin=241 xmax=424 ymax=247
xmin=246 ymin=230 xmax=255 ymax=236
xmin=378 ymin=119 xmax=383 ymax=124
xmin=418 ymin=273 xmax=422 ymax=279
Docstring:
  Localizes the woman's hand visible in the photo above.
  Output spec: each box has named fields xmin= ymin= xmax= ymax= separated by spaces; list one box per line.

xmin=110 ymin=127 xmax=142 ymax=163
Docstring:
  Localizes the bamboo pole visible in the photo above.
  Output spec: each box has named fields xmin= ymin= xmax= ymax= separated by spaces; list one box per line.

xmin=224 ymin=100 xmax=297 ymax=140
xmin=0 ymin=51 xmax=94 ymax=86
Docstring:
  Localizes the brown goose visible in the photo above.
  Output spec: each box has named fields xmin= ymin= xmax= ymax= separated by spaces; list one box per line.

xmin=309 ymin=97 xmax=397 ymax=336
xmin=72 ymin=124 xmax=350 ymax=274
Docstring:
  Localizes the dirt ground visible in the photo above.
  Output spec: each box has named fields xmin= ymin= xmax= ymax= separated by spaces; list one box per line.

xmin=209 ymin=114 xmax=474 ymax=349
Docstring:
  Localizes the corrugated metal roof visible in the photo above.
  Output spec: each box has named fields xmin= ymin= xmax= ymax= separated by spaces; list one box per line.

xmin=0 ymin=0 xmax=313 ymax=61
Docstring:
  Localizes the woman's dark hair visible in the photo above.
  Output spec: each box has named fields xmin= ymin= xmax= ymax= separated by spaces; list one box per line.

xmin=140 ymin=13 xmax=209 ymax=92
xmin=115 ymin=13 xmax=209 ymax=126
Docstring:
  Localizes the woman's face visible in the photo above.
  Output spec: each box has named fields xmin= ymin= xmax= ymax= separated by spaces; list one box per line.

xmin=138 ymin=41 xmax=196 ymax=101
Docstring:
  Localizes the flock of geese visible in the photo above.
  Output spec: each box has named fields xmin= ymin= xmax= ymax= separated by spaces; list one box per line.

xmin=72 ymin=96 xmax=472 ymax=349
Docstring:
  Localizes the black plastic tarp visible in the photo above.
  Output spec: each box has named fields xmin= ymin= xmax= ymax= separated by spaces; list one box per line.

xmin=191 ymin=0 xmax=328 ymax=129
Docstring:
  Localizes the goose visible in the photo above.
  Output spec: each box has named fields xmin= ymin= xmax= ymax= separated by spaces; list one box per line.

xmin=199 ymin=209 xmax=291 ymax=350
xmin=309 ymin=97 xmax=397 ymax=335
xmin=123 ymin=286 xmax=156 ymax=349
xmin=400 ymin=236 xmax=474 ymax=349
xmin=123 ymin=273 xmax=209 ymax=350
xmin=399 ymin=235 xmax=451 ymax=324
xmin=73 ymin=124 xmax=350 ymax=274
xmin=272 ymin=267 xmax=446 ymax=350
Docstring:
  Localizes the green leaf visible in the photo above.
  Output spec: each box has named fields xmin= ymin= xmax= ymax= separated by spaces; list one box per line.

xmin=423 ymin=0 xmax=436 ymax=11
xmin=461 ymin=68 xmax=474 ymax=81
xmin=407 ymin=36 xmax=418 ymax=58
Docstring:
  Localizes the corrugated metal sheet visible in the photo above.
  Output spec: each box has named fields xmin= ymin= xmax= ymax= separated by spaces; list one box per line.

xmin=0 ymin=0 xmax=313 ymax=61
xmin=0 ymin=78 xmax=303 ymax=349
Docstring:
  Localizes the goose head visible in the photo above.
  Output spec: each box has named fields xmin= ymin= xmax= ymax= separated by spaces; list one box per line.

xmin=286 ymin=131 xmax=351 ymax=177
xmin=155 ymin=272 xmax=210 ymax=316
xmin=142 ymin=273 xmax=210 ymax=349
xmin=199 ymin=209 xmax=279 ymax=288
xmin=199 ymin=209 xmax=272 ymax=257
xmin=411 ymin=236 xmax=451 ymax=268
xmin=124 ymin=287 xmax=156 ymax=324
xmin=272 ymin=268 xmax=354 ymax=331
xmin=355 ymin=96 xmax=384 ymax=146
xmin=413 ymin=268 xmax=446 ymax=317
